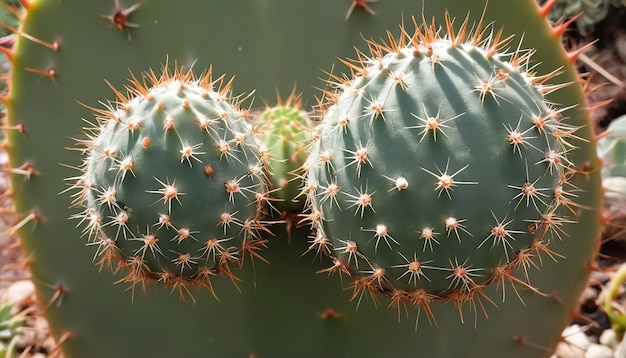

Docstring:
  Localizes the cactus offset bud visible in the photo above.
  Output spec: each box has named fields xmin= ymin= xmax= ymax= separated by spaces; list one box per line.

xmin=67 ymin=65 xmax=270 ymax=301
xmin=255 ymin=91 xmax=313 ymax=214
xmin=304 ymin=14 xmax=589 ymax=323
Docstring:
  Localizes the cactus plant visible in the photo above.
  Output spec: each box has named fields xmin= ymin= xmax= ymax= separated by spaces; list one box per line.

xmin=1 ymin=0 xmax=602 ymax=357
xmin=254 ymin=90 xmax=313 ymax=214
xmin=68 ymin=64 xmax=271 ymax=302
xmin=303 ymin=12 xmax=584 ymax=320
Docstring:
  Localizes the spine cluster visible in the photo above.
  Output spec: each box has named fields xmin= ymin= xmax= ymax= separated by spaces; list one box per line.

xmin=68 ymin=66 xmax=270 ymax=301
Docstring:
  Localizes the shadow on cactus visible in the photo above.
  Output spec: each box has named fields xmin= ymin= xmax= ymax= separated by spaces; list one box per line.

xmin=301 ymin=11 xmax=593 ymax=326
xmin=65 ymin=63 xmax=273 ymax=303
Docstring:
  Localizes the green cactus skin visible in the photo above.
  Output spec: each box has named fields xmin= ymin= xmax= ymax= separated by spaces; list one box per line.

xmin=68 ymin=66 xmax=269 ymax=301
xmin=255 ymin=92 xmax=313 ymax=214
xmin=304 ymin=13 xmax=579 ymax=318
xmin=3 ymin=0 xmax=602 ymax=357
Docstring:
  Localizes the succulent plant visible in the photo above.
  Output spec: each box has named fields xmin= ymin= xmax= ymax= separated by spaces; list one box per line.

xmin=67 ymin=64 xmax=270 ymax=302
xmin=598 ymin=114 xmax=626 ymax=179
xmin=538 ymin=0 xmax=626 ymax=36
xmin=0 ymin=301 xmax=25 ymax=358
xmin=600 ymin=263 xmax=626 ymax=342
xmin=596 ymin=115 xmax=626 ymax=240
xmin=255 ymin=90 xmax=313 ymax=214
xmin=303 ymin=13 xmax=584 ymax=322
xmin=1 ymin=0 xmax=602 ymax=357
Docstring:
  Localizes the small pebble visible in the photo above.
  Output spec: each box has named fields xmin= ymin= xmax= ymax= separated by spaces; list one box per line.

xmin=585 ymin=343 xmax=613 ymax=358
xmin=554 ymin=325 xmax=591 ymax=358
xmin=599 ymin=329 xmax=617 ymax=348
xmin=4 ymin=280 xmax=35 ymax=307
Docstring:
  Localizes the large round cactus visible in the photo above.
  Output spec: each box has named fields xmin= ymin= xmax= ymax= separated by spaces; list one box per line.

xmin=304 ymin=15 xmax=587 ymax=323
xmin=67 ymin=65 xmax=270 ymax=301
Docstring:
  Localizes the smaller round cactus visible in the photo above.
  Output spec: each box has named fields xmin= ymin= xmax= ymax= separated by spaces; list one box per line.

xmin=302 ymin=14 xmax=590 ymax=325
xmin=67 ymin=64 xmax=270 ymax=301
xmin=254 ymin=90 xmax=314 ymax=214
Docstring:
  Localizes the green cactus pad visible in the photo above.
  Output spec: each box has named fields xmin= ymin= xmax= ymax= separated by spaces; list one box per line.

xmin=68 ymin=65 xmax=270 ymax=300
xmin=4 ymin=0 xmax=602 ymax=356
xmin=304 ymin=14 xmax=589 ymax=321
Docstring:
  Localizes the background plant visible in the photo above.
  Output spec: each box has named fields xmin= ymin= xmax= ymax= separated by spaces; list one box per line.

xmin=539 ymin=0 xmax=626 ymax=35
